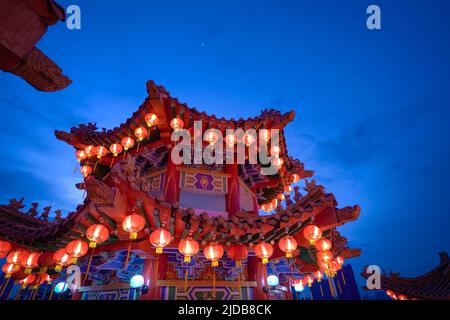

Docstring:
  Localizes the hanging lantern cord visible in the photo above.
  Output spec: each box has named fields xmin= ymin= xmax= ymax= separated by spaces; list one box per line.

xmin=125 ymin=239 xmax=132 ymax=268
xmin=154 ymin=254 xmax=160 ymax=287
xmin=0 ymin=277 xmax=10 ymax=297
xmin=83 ymin=248 xmax=95 ymax=284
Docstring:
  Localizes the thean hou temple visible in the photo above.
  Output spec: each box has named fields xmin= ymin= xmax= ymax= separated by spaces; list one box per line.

xmin=0 ymin=81 xmax=361 ymax=300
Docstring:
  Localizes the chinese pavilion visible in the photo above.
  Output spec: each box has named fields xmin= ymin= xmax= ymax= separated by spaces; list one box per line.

xmin=0 ymin=80 xmax=361 ymax=300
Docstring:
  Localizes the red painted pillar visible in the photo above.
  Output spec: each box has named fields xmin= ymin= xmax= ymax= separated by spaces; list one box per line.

xmin=140 ymin=253 xmax=168 ymax=300
xmin=226 ymin=163 xmax=241 ymax=217
xmin=247 ymin=256 xmax=268 ymax=300
xmin=164 ymin=149 xmax=180 ymax=204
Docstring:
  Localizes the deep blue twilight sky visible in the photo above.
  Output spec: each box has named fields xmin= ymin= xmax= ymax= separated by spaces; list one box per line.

xmin=1 ymin=0 xmax=449 ymax=286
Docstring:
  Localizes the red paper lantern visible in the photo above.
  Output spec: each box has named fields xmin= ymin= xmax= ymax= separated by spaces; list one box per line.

xmin=7 ymin=250 xmax=29 ymax=265
xmin=20 ymin=274 xmax=37 ymax=288
xmin=170 ymin=116 xmax=184 ymax=131
xmin=37 ymin=251 xmax=55 ymax=273
xmin=225 ymin=133 xmax=237 ymax=147
xmin=315 ymin=238 xmax=332 ymax=251
xmin=53 ymin=248 xmax=72 ymax=272
xmin=270 ymin=145 xmax=280 ymax=157
xmin=134 ymin=127 xmax=148 ymax=142
xmin=84 ymin=145 xmax=95 ymax=158
xmin=303 ymin=224 xmax=322 ymax=245
xmin=21 ymin=252 xmax=41 ymax=274
xmin=86 ymin=224 xmax=110 ymax=248
xmin=317 ymin=250 xmax=333 ymax=263
xmin=291 ymin=173 xmax=300 ymax=183
xmin=96 ymin=146 xmax=108 ymax=159
xmin=204 ymin=242 xmax=224 ymax=267
xmin=110 ymin=143 xmax=123 ymax=156
xmin=284 ymin=185 xmax=292 ymax=193
xmin=66 ymin=240 xmax=88 ymax=263
xmin=227 ymin=244 xmax=248 ymax=267
xmin=122 ymin=214 xmax=146 ymax=240
xmin=313 ymin=270 xmax=323 ymax=282
xmin=149 ymin=228 xmax=172 ymax=254
xmin=75 ymin=150 xmax=86 ymax=162
xmin=305 ymin=274 xmax=314 ymax=287
xmin=145 ymin=113 xmax=158 ymax=127
xmin=0 ymin=240 xmax=11 ymax=259
xmin=178 ymin=237 xmax=200 ymax=263
xmin=121 ymin=137 xmax=135 ymax=151
xmin=254 ymin=241 xmax=273 ymax=264
xmin=80 ymin=165 xmax=92 ymax=177
xmin=278 ymin=235 xmax=297 ymax=258
xmin=277 ymin=193 xmax=285 ymax=201
xmin=273 ymin=157 xmax=284 ymax=168
xmin=335 ymin=256 xmax=344 ymax=266
xmin=1 ymin=263 xmax=20 ymax=278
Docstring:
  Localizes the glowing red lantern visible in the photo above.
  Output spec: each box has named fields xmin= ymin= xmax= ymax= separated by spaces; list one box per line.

xmin=277 ymin=193 xmax=285 ymax=201
xmin=53 ymin=249 xmax=71 ymax=272
xmin=398 ymin=294 xmax=407 ymax=301
xmin=145 ymin=113 xmax=158 ymax=127
xmin=121 ymin=137 xmax=135 ymax=151
xmin=317 ymin=250 xmax=333 ymax=263
xmin=271 ymin=145 xmax=280 ymax=157
xmin=84 ymin=145 xmax=95 ymax=158
xmin=278 ymin=235 xmax=297 ymax=258
xmin=204 ymin=242 xmax=224 ymax=267
xmin=40 ymin=273 xmax=53 ymax=284
xmin=315 ymin=238 xmax=332 ymax=251
xmin=122 ymin=214 xmax=146 ymax=240
xmin=254 ymin=241 xmax=273 ymax=264
xmin=225 ymin=133 xmax=237 ymax=147
xmin=243 ymin=133 xmax=256 ymax=147
xmin=75 ymin=150 xmax=86 ymax=162
xmin=149 ymin=228 xmax=172 ymax=254
xmin=260 ymin=129 xmax=270 ymax=143
xmin=305 ymin=274 xmax=314 ymax=287
xmin=284 ymin=185 xmax=293 ymax=193
xmin=80 ymin=165 xmax=92 ymax=177
xmin=335 ymin=256 xmax=344 ymax=266
xmin=271 ymin=198 xmax=278 ymax=208
xmin=313 ymin=270 xmax=323 ymax=282
xmin=291 ymin=173 xmax=300 ymax=183
xmin=2 ymin=263 xmax=20 ymax=278
xmin=227 ymin=244 xmax=248 ymax=267
xmin=303 ymin=224 xmax=322 ymax=245
xmin=20 ymin=274 xmax=37 ymax=289
xmin=0 ymin=240 xmax=11 ymax=259
xmin=134 ymin=127 xmax=148 ymax=142
xmin=65 ymin=239 xmax=88 ymax=263
xmin=205 ymin=131 xmax=219 ymax=146
xmin=110 ymin=143 xmax=123 ymax=156
xmin=170 ymin=116 xmax=184 ymax=131
xmin=86 ymin=224 xmax=110 ymax=248
xmin=178 ymin=237 xmax=200 ymax=263
xmin=22 ymin=252 xmax=41 ymax=274
xmin=273 ymin=157 xmax=284 ymax=168
xmin=7 ymin=250 xmax=29 ymax=266
xmin=96 ymin=146 xmax=108 ymax=159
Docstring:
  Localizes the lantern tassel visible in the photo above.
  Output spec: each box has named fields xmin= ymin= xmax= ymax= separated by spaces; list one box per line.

xmin=154 ymin=254 xmax=160 ymax=287
xmin=336 ymin=277 xmax=342 ymax=294
xmin=0 ymin=277 xmax=10 ymax=297
xmin=15 ymin=287 xmax=23 ymax=300
xmin=237 ymin=270 xmax=242 ymax=300
xmin=212 ymin=269 xmax=216 ymax=300
xmin=110 ymin=157 xmax=115 ymax=169
xmin=137 ymin=141 xmax=141 ymax=153
xmin=93 ymin=160 xmax=98 ymax=172
xmin=319 ymin=282 xmax=323 ymax=297
xmin=83 ymin=248 xmax=95 ymax=284
xmin=74 ymin=162 xmax=79 ymax=174
xmin=42 ymin=283 xmax=49 ymax=300
xmin=123 ymin=150 xmax=127 ymax=159
xmin=328 ymin=277 xmax=335 ymax=298
xmin=124 ymin=239 xmax=132 ymax=268
xmin=185 ymin=269 xmax=188 ymax=293
xmin=341 ymin=270 xmax=346 ymax=286
xmin=48 ymin=283 xmax=57 ymax=300
xmin=30 ymin=289 xmax=37 ymax=300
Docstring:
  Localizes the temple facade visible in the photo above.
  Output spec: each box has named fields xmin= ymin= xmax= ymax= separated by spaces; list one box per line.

xmin=0 ymin=80 xmax=361 ymax=300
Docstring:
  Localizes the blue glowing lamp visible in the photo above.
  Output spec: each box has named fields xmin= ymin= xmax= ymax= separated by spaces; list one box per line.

xmin=267 ymin=275 xmax=279 ymax=287
xmin=130 ymin=275 xmax=145 ymax=288
xmin=54 ymin=282 xmax=68 ymax=294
